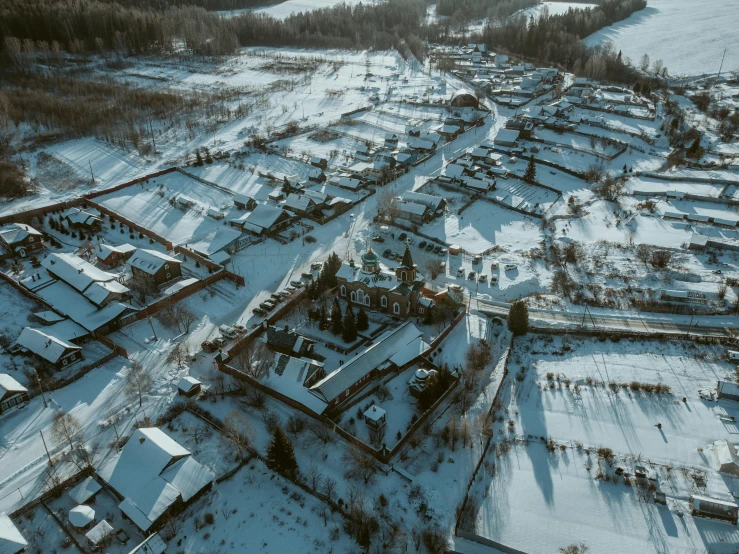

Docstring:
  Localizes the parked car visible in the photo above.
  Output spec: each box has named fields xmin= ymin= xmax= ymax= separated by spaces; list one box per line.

xmin=490 ymin=275 xmax=498 ymax=285
xmin=478 ymin=274 xmax=487 ymax=283
xmin=213 ymin=337 xmax=227 ymax=348
xmin=490 ymin=261 xmax=499 ymax=270
xmin=504 ymin=263 xmax=517 ymax=271
xmin=311 ymin=262 xmax=323 ymax=270
xmin=372 ymin=235 xmax=385 ymax=243
xmin=713 ymin=269 xmax=722 ymax=274
xmin=301 ymin=272 xmax=314 ymax=280
xmin=201 ymin=340 xmax=218 ymax=353
xmin=457 ymin=267 xmax=466 ymax=277
xmin=219 ymin=325 xmax=238 ymax=339
xmin=468 ymin=271 xmax=476 ymax=280
xmin=472 ymin=255 xmax=482 ymax=264
xmin=438 ymin=247 xmax=447 ymax=254
xmin=425 ymin=243 xmax=434 ymax=252
xmin=398 ymin=232 xmax=407 ymax=241
xmin=433 ymin=246 xmax=443 ymax=254
xmin=232 ymin=323 xmax=246 ymax=332
xmin=260 ymin=302 xmax=275 ymax=311
xmin=252 ymin=307 xmax=267 ymax=316
xmin=418 ymin=241 xmax=427 ymax=249
xmin=290 ymin=280 xmax=303 ymax=287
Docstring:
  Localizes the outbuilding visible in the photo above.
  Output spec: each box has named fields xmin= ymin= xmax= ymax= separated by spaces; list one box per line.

xmin=0 ymin=374 xmax=28 ymax=415
xmin=176 ymin=376 xmax=202 ymax=398
xmin=0 ymin=512 xmax=27 ymax=554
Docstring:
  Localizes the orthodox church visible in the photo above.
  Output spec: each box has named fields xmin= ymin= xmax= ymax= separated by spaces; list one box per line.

xmin=335 ymin=242 xmax=432 ymax=317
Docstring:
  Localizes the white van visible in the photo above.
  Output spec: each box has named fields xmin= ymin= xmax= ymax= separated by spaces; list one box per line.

xmin=219 ymin=325 xmax=238 ymax=339
xmin=504 ymin=263 xmax=517 ymax=271
xmin=729 ymin=351 xmax=739 ymax=363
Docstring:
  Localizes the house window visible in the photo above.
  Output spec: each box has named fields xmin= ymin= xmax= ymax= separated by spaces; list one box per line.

xmin=393 ymin=302 xmax=400 ymax=314
xmin=351 ymin=291 xmax=356 ymax=302
xmin=357 ymin=290 xmax=363 ymax=304
xmin=340 ymin=285 xmax=346 ymax=297
xmin=62 ymin=359 xmax=68 ymax=366
xmin=364 ymin=296 xmax=369 ymax=306
xmin=166 ymin=273 xmax=171 ymax=279
xmin=400 ymin=271 xmax=406 ymax=282
xmin=419 ymin=307 xmax=424 ymax=314
xmin=164 ymin=263 xmax=169 ymax=270
xmin=29 ymin=237 xmax=34 ymax=242
xmin=381 ymin=296 xmax=387 ymax=308
xmin=406 ymin=303 xmax=410 ymax=315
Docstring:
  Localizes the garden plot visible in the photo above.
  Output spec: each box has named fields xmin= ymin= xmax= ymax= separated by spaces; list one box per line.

xmin=0 ymin=280 xmax=44 ymax=385
xmin=492 ymin=178 xmax=560 ymax=214
xmin=273 ymin=131 xmax=368 ymax=163
xmin=534 ymin=128 xmax=623 ymax=159
xmin=667 ymin=199 xmax=739 ymax=226
xmin=96 ymin=170 xmax=237 ymax=246
xmin=554 ymin=200 xmax=693 ymax=247
xmin=13 ymin=504 xmax=83 ymax=554
xmin=378 ymin=102 xmax=448 ymax=122
xmin=420 ymin=200 xmax=542 ymax=254
xmin=174 ymin=459 xmax=354 ymax=554
xmin=525 ymin=141 xmax=605 ymax=174
xmin=354 ymin=110 xmax=415 ymax=135
xmin=626 ymin=176 xmax=725 ymax=198
xmin=330 ymin=120 xmax=392 ymax=146
xmin=467 ymin=334 xmax=739 ymax=554
xmin=470 ymin=441 xmax=739 ymax=554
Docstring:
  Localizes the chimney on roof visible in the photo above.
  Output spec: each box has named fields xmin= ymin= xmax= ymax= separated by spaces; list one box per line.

xmin=78 ymin=268 xmax=83 ymax=274
xmin=372 ymin=405 xmax=376 ymax=412
xmin=285 ymin=323 xmax=289 ymax=332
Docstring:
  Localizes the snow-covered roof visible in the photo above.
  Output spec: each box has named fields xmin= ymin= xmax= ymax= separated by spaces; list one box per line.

xmin=0 ymin=511 xmax=27 ymax=553
xmin=33 ymin=310 xmax=65 ymax=324
xmin=303 ymin=189 xmax=328 ymax=204
xmin=402 ymin=191 xmax=444 ymax=211
xmin=245 ymin=204 xmax=287 ymax=230
xmin=395 ymin=200 xmax=428 ymax=216
xmin=15 ymin=327 xmax=81 ymax=364
xmin=84 ymin=280 xmax=130 ymax=306
xmin=338 ymin=177 xmax=363 ymax=190
xmin=98 ymin=428 xmax=213 ymax=532
xmin=129 ymin=249 xmax=180 ymax=276
xmin=310 ymin=322 xmax=427 ymax=404
xmin=162 ymin=278 xmax=198 ymax=296
xmin=42 ymin=253 xmax=119 ymax=293
xmin=0 ymin=374 xmax=27 ymax=397
xmin=363 ymin=404 xmax=386 ymax=422
xmin=284 ymin=193 xmax=314 ymax=212
xmin=409 ymin=138 xmax=434 ymax=150
xmin=44 ymin=319 xmax=88 ymax=342
xmin=68 ymin=476 xmax=102 ymax=505
xmin=35 ymin=280 xmax=134 ymax=332
xmin=176 ymin=376 xmax=201 ymax=393
xmin=62 ymin=207 xmax=100 ymax=226
xmin=494 ymin=129 xmax=520 ymax=144
xmin=69 ymin=505 xmax=95 ymax=527
xmin=189 ymin=227 xmax=241 ymax=257
xmin=0 ymin=223 xmax=41 ymax=245
xmin=719 ymin=380 xmax=739 ymax=398
xmin=97 ymin=243 xmax=136 ymax=261
xmin=262 ymin=354 xmax=327 ymax=415
xmin=85 ymin=520 xmax=114 ymax=545
xmin=445 ymin=163 xmax=466 ymax=178
xmin=713 ymin=440 xmax=739 ymax=475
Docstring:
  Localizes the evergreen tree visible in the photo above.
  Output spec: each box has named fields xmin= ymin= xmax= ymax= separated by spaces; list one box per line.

xmin=633 ymin=81 xmax=641 ymax=94
xmin=523 ymin=155 xmax=537 ymax=184
xmin=266 ymin=426 xmax=298 ymax=476
xmin=319 ymin=307 xmax=328 ymax=331
xmin=330 ymin=298 xmax=343 ymax=335
xmin=204 ymin=148 xmax=213 ymax=164
xmin=356 ymin=306 xmax=369 ymax=332
xmin=195 ymin=151 xmax=203 ymax=166
xmin=342 ymin=303 xmax=357 ymax=342
xmin=507 ymin=300 xmax=529 ymax=336
xmin=687 ymin=134 xmax=703 ymax=159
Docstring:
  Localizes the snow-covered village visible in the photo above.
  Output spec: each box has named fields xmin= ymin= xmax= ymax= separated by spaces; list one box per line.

xmin=0 ymin=0 xmax=738 ymax=553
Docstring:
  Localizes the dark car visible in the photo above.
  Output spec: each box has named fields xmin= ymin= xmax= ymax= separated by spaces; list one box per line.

xmin=201 ymin=340 xmax=218 ymax=352
xmin=418 ymin=241 xmax=427 ymax=249
xmin=252 ymin=307 xmax=267 ymax=316
xmin=372 ymin=235 xmax=385 ymax=243
xmin=398 ymin=233 xmax=407 ymax=241
xmin=434 ymin=246 xmax=443 ymax=254
xmin=468 ymin=271 xmax=476 ymax=280
xmin=425 ymin=243 xmax=434 ymax=252
xmin=383 ymin=249 xmax=392 ymax=257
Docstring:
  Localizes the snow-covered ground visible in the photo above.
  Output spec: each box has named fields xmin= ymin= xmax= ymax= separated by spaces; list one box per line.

xmin=584 ymin=0 xmax=739 ymax=77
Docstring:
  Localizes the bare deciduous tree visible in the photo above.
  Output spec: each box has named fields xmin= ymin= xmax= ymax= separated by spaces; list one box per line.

xmin=52 ymin=410 xmax=81 ymax=450
xmin=423 ymin=258 xmax=445 ymax=280
xmin=124 ymin=360 xmax=153 ymax=407
xmin=223 ymin=410 xmax=254 ymax=460
xmin=233 ymin=340 xmax=271 ymax=379
xmin=342 ymin=445 xmax=377 ymax=484
xmin=168 ymin=342 xmax=189 ymax=369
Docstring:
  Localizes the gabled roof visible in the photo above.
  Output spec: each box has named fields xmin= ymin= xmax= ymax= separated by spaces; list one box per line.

xmin=245 ymin=204 xmax=289 ymax=230
xmin=310 ymin=322 xmax=427 ymax=403
xmin=129 ymin=250 xmax=180 ymax=276
xmin=15 ymin=327 xmax=81 ymax=364
xmin=97 ymin=243 xmax=136 ymax=261
xmin=68 ymin=476 xmax=102 ymax=505
xmin=0 ymin=374 xmax=27 ymax=397
xmin=284 ymin=193 xmax=315 ymax=212
xmin=394 ymin=200 xmax=429 ymax=216
xmin=62 ymin=207 xmax=100 ymax=226
xmin=0 ymin=223 xmax=41 ymax=245
xmin=83 ymin=280 xmax=130 ymax=306
xmin=42 ymin=253 xmax=119 ymax=293
xmin=126 ymin=533 xmax=167 ymax=554
xmin=0 ymin=512 xmax=27 ymax=554
xmin=98 ymin=428 xmax=213 ymax=532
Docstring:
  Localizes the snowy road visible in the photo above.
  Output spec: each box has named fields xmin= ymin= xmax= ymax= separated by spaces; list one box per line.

xmin=476 ymin=297 xmax=738 ymax=337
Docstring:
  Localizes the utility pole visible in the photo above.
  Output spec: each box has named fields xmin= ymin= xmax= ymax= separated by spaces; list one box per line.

xmin=147 ymin=316 xmax=158 ymax=341
xmin=89 ymin=160 xmax=95 ymax=183
xmin=34 ymin=369 xmax=47 ymax=408
xmin=40 ymin=430 xmax=53 ymax=465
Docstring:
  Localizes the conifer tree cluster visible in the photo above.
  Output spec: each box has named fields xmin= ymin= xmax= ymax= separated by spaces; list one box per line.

xmin=266 ymin=426 xmax=298 ymax=477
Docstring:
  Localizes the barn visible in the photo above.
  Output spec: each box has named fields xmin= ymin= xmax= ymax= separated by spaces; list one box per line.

xmin=450 ymin=89 xmax=479 ymax=109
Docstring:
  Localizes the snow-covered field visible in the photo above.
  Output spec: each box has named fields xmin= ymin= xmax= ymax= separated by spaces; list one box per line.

xmin=584 ymin=0 xmax=739 ymax=76
xmin=468 ymin=334 xmax=739 ymax=554
xmin=518 ymin=1 xmax=598 ymax=19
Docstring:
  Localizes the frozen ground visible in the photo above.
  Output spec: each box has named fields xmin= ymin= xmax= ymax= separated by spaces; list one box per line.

xmin=467 ymin=334 xmax=739 ymax=554
xmin=584 ymin=0 xmax=739 ymax=76
xmin=518 ymin=1 xmax=598 ymax=20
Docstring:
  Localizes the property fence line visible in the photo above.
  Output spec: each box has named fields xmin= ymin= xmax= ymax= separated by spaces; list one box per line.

xmin=85 ymin=198 xmax=173 ymax=251
xmin=172 ymin=246 xmax=244 ymax=286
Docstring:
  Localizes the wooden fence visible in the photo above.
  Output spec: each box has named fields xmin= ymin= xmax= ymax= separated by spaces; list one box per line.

xmin=173 ymin=246 xmax=245 ymax=286
xmin=86 ymin=198 xmax=173 ymax=250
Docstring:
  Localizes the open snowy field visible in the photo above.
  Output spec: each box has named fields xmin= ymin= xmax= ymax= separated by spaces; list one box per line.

xmin=467 ymin=334 xmax=739 ymax=554
xmin=518 ymin=1 xmax=597 ymax=20
xmin=584 ymin=0 xmax=738 ymax=76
